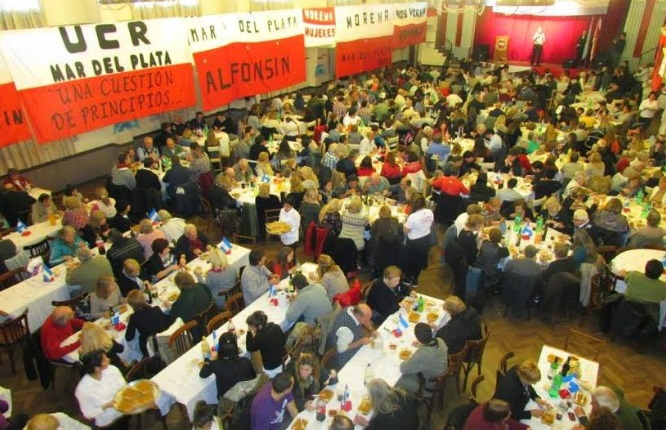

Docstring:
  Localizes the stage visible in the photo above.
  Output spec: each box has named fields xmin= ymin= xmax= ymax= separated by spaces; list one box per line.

xmin=497 ymin=60 xmax=590 ymax=78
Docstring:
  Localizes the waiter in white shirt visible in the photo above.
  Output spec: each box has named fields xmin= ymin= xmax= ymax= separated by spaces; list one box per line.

xmin=279 ymin=195 xmax=301 ymax=253
xmin=531 ymin=27 xmax=546 ymax=67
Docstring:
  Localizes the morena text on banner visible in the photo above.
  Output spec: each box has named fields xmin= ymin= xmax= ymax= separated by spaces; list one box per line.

xmin=345 ymin=9 xmax=391 ymax=29
xmin=205 ymin=56 xmax=291 ymax=94
xmin=50 ymin=51 xmax=172 ymax=83
xmin=59 ymin=22 xmax=150 ymax=54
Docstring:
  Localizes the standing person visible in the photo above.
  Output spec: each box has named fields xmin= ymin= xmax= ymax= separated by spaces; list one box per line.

xmin=612 ymin=32 xmax=626 ymax=68
xmin=246 ymin=310 xmax=286 ymax=378
xmin=403 ymin=195 xmax=434 ymax=288
xmin=125 ymin=289 xmax=171 ymax=358
xmin=576 ymin=30 xmax=588 ymax=67
xmin=531 ymin=27 xmax=546 ymax=67
xmin=199 ymin=332 xmax=256 ymax=399
xmin=279 ymin=196 xmax=301 ymax=253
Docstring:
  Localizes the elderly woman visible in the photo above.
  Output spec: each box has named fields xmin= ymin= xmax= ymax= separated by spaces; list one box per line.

xmin=508 ymin=199 xmax=534 ymax=223
xmin=158 ymin=209 xmax=186 ymax=244
xmin=245 ymin=310 xmax=286 ymax=378
xmin=166 ymin=272 xmax=213 ymax=331
xmin=79 ymin=322 xmax=125 ymax=372
xmin=339 ymin=198 xmax=369 ymax=256
xmin=318 ymin=198 xmax=343 ymax=235
xmin=592 ymin=198 xmax=630 ymax=247
xmin=49 ymin=225 xmax=85 ymax=266
xmin=62 ymin=196 xmax=89 ymax=230
xmin=31 ymin=193 xmax=58 ymax=224
xmin=435 ymin=296 xmax=482 ymax=354
xmin=80 ymin=210 xmax=109 ymax=248
xmin=136 ymin=219 xmax=166 ymax=259
xmin=540 ymin=197 xmax=567 ymax=232
xmin=174 ymin=224 xmax=211 ymax=262
xmin=585 ymin=152 xmax=606 ymax=178
xmin=313 ymin=254 xmax=348 ymax=301
xmin=125 ymin=289 xmax=171 ymax=357
xmin=193 ymin=247 xmax=237 ymax=309
xmin=89 ymin=274 xmax=124 ymax=319
xmin=353 ymin=379 xmax=419 ymax=429
xmin=145 ymin=238 xmax=179 ymax=281
xmin=90 ymin=187 xmax=117 ymax=218
xmin=299 ymin=166 xmax=319 ymax=190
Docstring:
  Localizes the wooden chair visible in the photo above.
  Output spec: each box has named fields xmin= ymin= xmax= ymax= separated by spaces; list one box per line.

xmin=168 ymin=320 xmax=198 ymax=359
xmin=580 ymin=266 xmax=621 ymax=326
xmin=232 ymin=233 xmax=256 ymax=246
xmin=361 ymin=280 xmax=375 ymax=301
xmin=52 ymin=292 xmax=90 ymax=311
xmin=0 ymin=267 xmax=30 ymax=292
xmin=563 ymin=328 xmax=606 ymax=361
xmin=282 ymin=339 xmax=301 ymax=371
xmin=195 ymin=301 xmax=217 ymax=333
xmin=225 ymin=292 xmax=245 ymax=316
xmin=25 ymin=237 xmax=50 ymax=260
xmin=206 ymin=311 xmax=232 ymax=336
xmin=199 ymin=197 xmax=217 ymax=234
xmin=496 ymin=351 xmax=515 ymax=387
xmin=321 ymin=348 xmax=336 ymax=372
xmin=0 ymin=308 xmax=30 ymax=374
xmin=469 ymin=375 xmax=485 ymax=405
xmin=596 ymin=245 xmax=618 ymax=263
xmin=419 ymin=347 xmax=468 ymax=422
xmin=218 ymin=280 xmax=242 ymax=306
xmin=460 ymin=322 xmax=490 ymax=390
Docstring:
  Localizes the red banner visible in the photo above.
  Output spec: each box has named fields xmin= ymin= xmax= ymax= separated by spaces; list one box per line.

xmin=393 ymin=3 xmax=427 ymax=49
xmin=0 ymin=82 xmax=31 ymax=147
xmin=393 ymin=22 xmax=427 ymax=49
xmin=335 ymin=35 xmax=394 ymax=78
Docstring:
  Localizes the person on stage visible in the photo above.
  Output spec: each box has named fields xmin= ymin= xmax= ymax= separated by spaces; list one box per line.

xmin=576 ymin=30 xmax=588 ymax=67
xmin=531 ymin=27 xmax=546 ymax=66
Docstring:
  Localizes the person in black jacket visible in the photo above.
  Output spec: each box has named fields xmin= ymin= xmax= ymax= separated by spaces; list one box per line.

xmin=469 ymin=172 xmax=496 ymax=204
xmin=125 ymin=289 xmax=171 ymax=357
xmin=366 ymin=265 xmax=411 ymax=325
xmin=353 ymin=379 xmax=419 ymax=429
xmin=336 ymin=154 xmax=357 ymax=179
xmin=532 ymin=168 xmax=562 ymax=201
xmin=494 ymin=360 xmax=549 ymax=421
xmin=255 ymin=183 xmax=282 ymax=242
xmin=106 ymin=229 xmax=145 ymax=279
xmin=435 ymin=296 xmax=482 ymax=354
xmin=0 ymin=187 xmax=35 ymax=226
xmin=246 ymin=310 xmax=286 ymax=377
xmin=543 ymin=242 xmax=577 ymax=282
xmin=200 ymin=331 xmax=256 ymax=399
xmin=174 ymin=224 xmax=211 ymax=262
xmin=135 ymin=158 xmax=162 ymax=191
xmin=287 ymin=352 xmax=337 ymax=411
xmin=208 ymin=177 xmax=238 ymax=211
xmin=108 ymin=201 xmax=132 ymax=234
xmin=249 ymin=135 xmax=270 ymax=162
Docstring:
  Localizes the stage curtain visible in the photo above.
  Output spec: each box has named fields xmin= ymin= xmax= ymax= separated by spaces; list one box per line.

xmin=473 ymin=11 xmax=601 ymax=64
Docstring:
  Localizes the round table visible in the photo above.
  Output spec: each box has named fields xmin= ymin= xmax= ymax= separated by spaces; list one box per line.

xmin=610 ymin=248 xmax=666 ymax=281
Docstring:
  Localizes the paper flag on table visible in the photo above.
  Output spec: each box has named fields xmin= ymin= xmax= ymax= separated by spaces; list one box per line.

xmin=261 ymin=174 xmax=270 ymax=183
xmin=16 ymin=220 xmax=27 ymax=233
xmin=521 ymin=224 xmax=534 ymax=240
xmin=394 ymin=312 xmax=409 ymax=335
xmin=148 ymin=209 xmax=160 ymax=223
xmin=42 ymin=265 xmax=55 ymax=282
xmin=218 ymin=237 xmax=232 ymax=253
xmin=26 ymin=256 xmax=44 ymax=276
xmin=268 ymin=285 xmax=277 ymax=297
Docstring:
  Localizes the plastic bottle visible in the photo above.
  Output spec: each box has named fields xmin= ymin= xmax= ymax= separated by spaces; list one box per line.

xmin=364 ymin=363 xmax=373 ymax=386
xmin=547 ymin=361 xmax=558 ymax=380
xmin=549 ymin=373 xmax=563 ymax=398
xmin=417 ymin=296 xmax=424 ymax=312
xmin=201 ymin=336 xmax=210 ymax=361
xmin=341 ymin=384 xmax=352 ymax=411
xmin=316 ymin=398 xmax=326 ymax=422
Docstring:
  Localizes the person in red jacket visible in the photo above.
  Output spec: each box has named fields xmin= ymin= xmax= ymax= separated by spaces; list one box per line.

xmin=463 ymin=399 xmax=529 ymax=430
xmin=356 ymin=156 xmax=375 ymax=177
xmin=380 ymin=152 xmax=403 ymax=182
xmin=40 ymin=306 xmax=85 ymax=362
xmin=431 ymin=166 xmax=469 ymax=196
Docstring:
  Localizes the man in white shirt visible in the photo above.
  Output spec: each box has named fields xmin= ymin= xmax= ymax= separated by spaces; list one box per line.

xmin=496 ymin=178 xmax=523 ymax=203
xmin=531 ymin=27 xmax=546 ymax=66
xmin=279 ymin=196 xmax=301 ymax=249
xmin=325 ymin=304 xmax=375 ymax=368
xmin=158 ymin=210 xmax=186 ymax=244
xmin=358 ymin=130 xmax=377 ymax=156
xmin=446 ymin=91 xmax=464 ymax=109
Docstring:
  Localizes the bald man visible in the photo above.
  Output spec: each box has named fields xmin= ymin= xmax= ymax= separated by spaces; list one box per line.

xmin=40 ymin=306 xmax=85 ymax=361
xmin=325 ymin=303 xmax=376 ymax=367
xmin=363 ymin=173 xmax=391 ymax=196
xmin=174 ymin=224 xmax=211 ymax=262
xmin=137 ymin=136 xmax=160 ymax=161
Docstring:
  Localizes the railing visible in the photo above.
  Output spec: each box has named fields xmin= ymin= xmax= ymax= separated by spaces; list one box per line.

xmin=638 ymin=46 xmax=658 ymax=67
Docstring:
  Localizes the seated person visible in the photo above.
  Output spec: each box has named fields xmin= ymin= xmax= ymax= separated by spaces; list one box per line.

xmin=199 ymin=331 xmax=256 ymax=399
xmin=158 ymin=209 xmax=187 ymax=244
xmin=543 ymin=242 xmax=577 ymax=282
xmin=464 ymin=399 xmax=529 ymax=430
xmin=241 ymin=249 xmax=279 ymax=305
xmin=573 ymin=386 xmax=643 ymax=430
xmin=80 ymin=210 xmax=110 ymax=248
xmin=79 ymin=322 xmax=125 ymax=372
xmin=507 ymin=198 xmax=534 ymax=223
xmin=540 ymin=197 xmax=567 ymax=232
xmin=494 ymin=360 xmax=549 ymax=421
xmin=31 ymin=193 xmax=58 ymax=224
xmin=41 ymin=306 xmax=84 ymax=362
xmin=285 ymin=274 xmax=333 ymax=326
xmin=136 ymin=219 xmax=166 ymax=259
xmin=250 ymin=372 xmax=298 ymax=430
xmin=49 ymin=226 xmax=85 ymax=266
xmin=271 ymin=246 xmax=295 ymax=281
xmin=125 ymin=289 xmax=172 ymax=357
xmin=324 ymin=304 xmax=374 ymax=368
xmin=475 ymin=228 xmax=509 ymax=297
xmin=353 ymin=379 xmax=419 ymax=429
xmin=65 ymin=246 xmax=113 ymax=294
xmin=627 ymin=209 xmax=665 ymax=248
xmin=366 ymin=265 xmax=411 ymax=325
xmin=193 ymin=247 xmax=237 ymax=309
xmin=619 ymin=259 xmax=666 ymax=304
xmin=208 ymin=176 xmax=238 ymax=212
xmin=107 ymin=201 xmax=132 ymax=234
xmin=315 ymin=254 xmax=349 ymax=301
xmin=166 ymin=271 xmax=213 ymax=326
xmin=397 ymin=322 xmax=448 ymax=394
xmin=246 ymin=310 xmax=286 ymax=378
xmin=495 ymin=178 xmax=523 ymax=203
xmin=117 ymin=258 xmax=147 ymax=297
xmin=435 ymin=296 xmax=482 ymax=354
xmin=174 ymin=224 xmax=212 ymax=262
xmin=106 ymin=229 xmax=145 ymax=279
xmin=145 ymin=238 xmax=179 ymax=281
xmin=75 ymin=351 xmax=128 ymax=428
xmin=89 ymin=275 xmax=123 ymax=319
xmin=286 ymin=352 xmax=337 ymax=412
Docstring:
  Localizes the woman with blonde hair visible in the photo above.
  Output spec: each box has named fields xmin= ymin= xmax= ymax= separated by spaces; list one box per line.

xmin=256 ymin=152 xmax=274 ymax=177
xmin=585 ymin=151 xmax=605 ymax=178
xmin=62 ymin=195 xmax=89 ymax=229
xmin=193 ymin=247 xmax=237 ymax=309
xmin=136 ymin=218 xmax=166 ymax=259
xmin=318 ymin=198 xmax=343 ymax=235
xmin=89 ymin=274 xmax=123 ymax=319
xmin=353 ymin=379 xmax=418 ymax=428
xmin=314 ymin=254 xmax=348 ymax=300
xmin=494 ymin=359 xmax=548 ymax=421
xmin=371 ymin=205 xmax=403 ymax=277
xmin=299 ymin=166 xmax=319 ymax=189
xmin=255 ymin=182 xmax=282 ymax=242
xmin=80 ymin=210 xmax=109 ymax=248
xmin=339 ymin=198 xmax=369 ymax=254
xmin=592 ymin=197 xmax=629 ymax=247
xmin=91 ymin=187 xmax=117 ymax=218
xmin=79 ymin=322 xmax=125 ymax=371
xmin=300 ymin=187 xmax=321 ymax=232
xmin=540 ymin=197 xmax=566 ymax=231
xmin=205 ymin=129 xmax=220 ymax=148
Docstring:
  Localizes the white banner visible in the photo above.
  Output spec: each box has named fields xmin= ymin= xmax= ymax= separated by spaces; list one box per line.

xmin=303 ymin=7 xmax=336 ymax=47
xmin=493 ymin=0 xmax=608 ymax=17
xmin=393 ymin=2 xmax=427 ymax=27
xmin=334 ymin=4 xmax=395 ymax=43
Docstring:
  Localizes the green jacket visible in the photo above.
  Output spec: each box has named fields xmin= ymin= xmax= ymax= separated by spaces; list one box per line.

xmin=170 ymin=283 xmax=212 ymax=324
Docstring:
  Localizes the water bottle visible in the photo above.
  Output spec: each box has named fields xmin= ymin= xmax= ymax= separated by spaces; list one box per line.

xmin=547 ymin=361 xmax=558 ymax=380
xmin=549 ymin=373 xmax=563 ymax=398
xmin=417 ymin=296 xmax=424 ymax=312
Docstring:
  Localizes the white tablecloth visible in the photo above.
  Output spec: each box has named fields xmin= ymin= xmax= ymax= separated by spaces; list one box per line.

xmin=28 ymin=187 xmax=52 ymax=201
xmin=521 ymin=344 xmax=598 ymax=430
xmin=286 ymin=294 xmax=449 ymax=430
xmin=230 ymin=179 xmax=290 ymax=206
xmin=151 ymin=262 xmax=318 ymax=420
xmin=5 ymin=219 xmax=62 ymax=250
xmin=0 ymin=386 xmax=10 ymax=419
xmin=610 ymin=249 xmax=666 ymax=282
xmin=61 ymin=245 xmax=251 ymax=365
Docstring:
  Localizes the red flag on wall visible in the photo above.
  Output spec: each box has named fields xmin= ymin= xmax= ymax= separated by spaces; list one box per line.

xmin=0 ymin=53 xmax=31 ymax=147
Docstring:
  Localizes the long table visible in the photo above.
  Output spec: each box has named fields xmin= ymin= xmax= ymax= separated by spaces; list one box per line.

xmin=5 ymin=218 xmax=62 ymax=251
xmin=286 ymin=294 xmax=449 ymax=430
xmin=150 ymin=262 xmax=318 ymax=420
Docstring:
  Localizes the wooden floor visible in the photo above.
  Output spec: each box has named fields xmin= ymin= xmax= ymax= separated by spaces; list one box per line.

xmin=3 ymin=187 xmax=665 ymax=429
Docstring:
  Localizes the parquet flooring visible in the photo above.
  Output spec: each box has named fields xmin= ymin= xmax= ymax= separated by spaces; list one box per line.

xmin=2 ymin=186 xmax=665 ymax=429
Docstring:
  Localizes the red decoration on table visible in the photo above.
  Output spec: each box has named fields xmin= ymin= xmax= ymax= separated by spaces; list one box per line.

xmin=21 ymin=231 xmax=31 ymax=236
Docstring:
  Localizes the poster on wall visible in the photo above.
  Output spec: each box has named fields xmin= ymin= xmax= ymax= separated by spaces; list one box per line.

xmin=0 ymin=19 xmax=196 ymax=144
xmin=188 ymin=10 xmax=306 ymax=111
xmin=334 ymin=4 xmax=395 ymax=78
xmin=303 ymin=7 xmax=336 ymax=47
xmin=393 ymin=2 xmax=427 ymax=49
xmin=0 ymin=53 xmax=31 ymax=147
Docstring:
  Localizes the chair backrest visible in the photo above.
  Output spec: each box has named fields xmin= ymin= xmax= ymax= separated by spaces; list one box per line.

xmin=361 ymin=280 xmax=374 ymax=301
xmin=200 ymin=197 xmax=214 ymax=218
xmin=447 ymin=346 xmax=468 ymax=376
xmin=125 ymin=355 xmax=164 ymax=381
xmin=596 ymin=245 xmax=618 ymax=263
xmin=0 ymin=267 xmax=30 ymax=292
xmin=195 ymin=300 xmax=217 ymax=332
xmin=469 ymin=375 xmax=485 ymax=405
xmin=265 ymin=208 xmax=281 ymax=224
xmin=225 ymin=292 xmax=245 ymax=316
xmin=52 ymin=292 xmax=91 ymax=310
xmin=321 ymin=348 xmax=336 ymax=371
xmin=0 ymin=308 xmax=30 ymax=345
xmin=498 ymin=351 xmax=515 ymax=378
xmin=206 ymin=311 xmax=232 ymax=336
xmin=465 ymin=322 xmax=490 ymax=365
xmin=168 ymin=320 xmax=198 ymax=358
xmin=563 ymin=328 xmax=606 ymax=361
xmin=232 ymin=233 xmax=256 ymax=246
xmin=25 ymin=238 xmax=50 ymax=260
